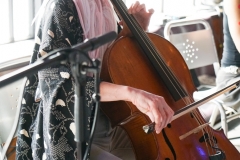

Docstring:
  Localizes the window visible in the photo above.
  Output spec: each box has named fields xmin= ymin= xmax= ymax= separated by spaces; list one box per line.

xmin=0 ymin=0 xmax=42 ymax=65
xmin=163 ymin=0 xmax=196 ymax=17
xmin=0 ymin=0 xmax=42 ymax=45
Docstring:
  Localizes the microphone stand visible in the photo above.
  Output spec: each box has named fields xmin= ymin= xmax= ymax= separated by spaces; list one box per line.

xmin=69 ymin=51 xmax=101 ymax=160
xmin=0 ymin=31 xmax=117 ymax=160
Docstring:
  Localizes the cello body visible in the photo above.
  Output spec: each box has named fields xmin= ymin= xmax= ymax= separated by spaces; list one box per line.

xmin=100 ymin=0 xmax=240 ymax=159
xmin=100 ymin=33 xmax=240 ymax=160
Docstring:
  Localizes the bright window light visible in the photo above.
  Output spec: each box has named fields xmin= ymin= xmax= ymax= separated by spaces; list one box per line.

xmin=163 ymin=0 xmax=195 ymax=17
xmin=13 ymin=0 xmax=33 ymax=41
xmin=0 ymin=0 xmax=34 ymax=45
xmin=0 ymin=0 xmax=11 ymax=44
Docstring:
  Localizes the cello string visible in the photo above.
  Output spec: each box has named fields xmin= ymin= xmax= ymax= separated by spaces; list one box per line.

xmin=124 ymin=3 xmax=219 ymax=154
xmin=113 ymin=0 xmax=189 ymax=103
xmin=116 ymin=0 xmax=214 ymax=143
xmin=127 ymin=11 xmax=219 ymax=153
xmin=115 ymin=0 xmax=217 ymax=155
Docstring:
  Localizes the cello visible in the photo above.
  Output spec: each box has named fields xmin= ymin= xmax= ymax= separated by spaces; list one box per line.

xmin=100 ymin=0 xmax=240 ymax=159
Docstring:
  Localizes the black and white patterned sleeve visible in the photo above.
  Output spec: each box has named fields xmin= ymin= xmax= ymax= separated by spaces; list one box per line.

xmin=37 ymin=0 xmax=84 ymax=58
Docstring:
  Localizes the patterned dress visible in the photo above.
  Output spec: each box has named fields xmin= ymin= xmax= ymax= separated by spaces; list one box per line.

xmin=16 ymin=0 xmax=95 ymax=159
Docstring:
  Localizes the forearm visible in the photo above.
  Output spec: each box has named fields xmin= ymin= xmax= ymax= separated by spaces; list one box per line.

xmin=99 ymin=81 xmax=134 ymax=102
xmin=99 ymin=81 xmax=174 ymax=134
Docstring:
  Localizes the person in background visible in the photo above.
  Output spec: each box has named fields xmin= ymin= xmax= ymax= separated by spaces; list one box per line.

xmin=214 ymin=0 xmax=240 ymax=113
xmin=15 ymin=0 xmax=174 ymax=159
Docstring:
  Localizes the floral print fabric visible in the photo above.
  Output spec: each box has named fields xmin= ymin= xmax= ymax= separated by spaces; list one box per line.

xmin=16 ymin=0 xmax=95 ymax=159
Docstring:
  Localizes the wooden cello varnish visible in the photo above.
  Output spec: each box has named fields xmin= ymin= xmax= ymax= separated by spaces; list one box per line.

xmin=100 ymin=0 xmax=240 ymax=159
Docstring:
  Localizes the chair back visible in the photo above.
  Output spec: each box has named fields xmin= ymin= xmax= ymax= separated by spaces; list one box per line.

xmin=0 ymin=56 xmax=29 ymax=160
xmin=164 ymin=18 xmax=220 ymax=73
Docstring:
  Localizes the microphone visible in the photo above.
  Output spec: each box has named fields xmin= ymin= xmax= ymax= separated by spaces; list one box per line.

xmin=0 ymin=32 xmax=118 ymax=88
xmin=71 ymin=31 xmax=117 ymax=52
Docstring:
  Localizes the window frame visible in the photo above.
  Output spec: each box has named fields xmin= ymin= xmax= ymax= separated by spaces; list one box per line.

xmin=0 ymin=0 xmax=42 ymax=45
